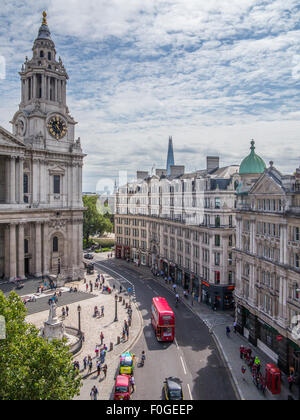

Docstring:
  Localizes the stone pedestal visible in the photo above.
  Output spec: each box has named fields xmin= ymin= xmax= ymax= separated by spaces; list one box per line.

xmin=43 ymin=302 xmax=65 ymax=341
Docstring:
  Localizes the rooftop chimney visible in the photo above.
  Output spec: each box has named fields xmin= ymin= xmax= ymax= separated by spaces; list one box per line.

xmin=206 ymin=156 xmax=219 ymax=172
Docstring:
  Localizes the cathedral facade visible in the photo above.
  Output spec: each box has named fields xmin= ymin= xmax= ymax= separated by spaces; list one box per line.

xmin=0 ymin=12 xmax=85 ymax=282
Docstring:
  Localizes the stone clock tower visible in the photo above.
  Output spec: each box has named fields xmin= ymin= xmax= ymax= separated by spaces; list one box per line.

xmin=0 ymin=12 xmax=85 ymax=282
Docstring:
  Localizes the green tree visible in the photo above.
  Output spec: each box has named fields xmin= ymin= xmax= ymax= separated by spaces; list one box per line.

xmin=83 ymin=195 xmax=113 ymax=244
xmin=0 ymin=291 xmax=81 ymax=400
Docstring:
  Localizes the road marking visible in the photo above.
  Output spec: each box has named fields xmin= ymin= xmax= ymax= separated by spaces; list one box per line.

xmin=180 ymin=356 xmax=187 ymax=375
xmin=187 ymin=384 xmax=193 ymax=400
xmin=174 ymin=338 xmax=180 ymax=350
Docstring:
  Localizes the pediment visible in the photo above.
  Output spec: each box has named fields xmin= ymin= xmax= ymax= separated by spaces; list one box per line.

xmin=0 ymin=126 xmax=25 ymax=148
xmin=48 ymin=165 xmax=66 ymax=175
xmin=250 ymin=173 xmax=284 ymax=195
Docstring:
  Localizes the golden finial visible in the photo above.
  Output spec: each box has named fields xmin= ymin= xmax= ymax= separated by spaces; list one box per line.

xmin=42 ymin=11 xmax=47 ymax=25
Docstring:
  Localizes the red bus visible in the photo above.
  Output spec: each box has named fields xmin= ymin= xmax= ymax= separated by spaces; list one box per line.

xmin=151 ymin=297 xmax=175 ymax=342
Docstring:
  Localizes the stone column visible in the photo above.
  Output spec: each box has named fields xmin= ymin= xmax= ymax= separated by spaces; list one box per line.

xmin=10 ymin=156 xmax=16 ymax=204
xmin=9 ymin=223 xmax=17 ymax=281
xmin=34 ymin=222 xmax=42 ymax=277
xmin=32 ymin=159 xmax=39 ymax=204
xmin=4 ymin=225 xmax=10 ymax=279
xmin=42 ymin=222 xmax=49 ymax=276
xmin=5 ymin=158 xmax=10 ymax=203
xmin=72 ymin=163 xmax=78 ymax=207
xmin=17 ymin=223 xmax=25 ymax=279
xmin=18 ymin=157 xmax=24 ymax=204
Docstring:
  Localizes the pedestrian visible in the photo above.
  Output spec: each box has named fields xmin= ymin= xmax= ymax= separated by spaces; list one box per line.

xmin=88 ymin=360 xmax=93 ymax=373
xmin=288 ymin=374 xmax=295 ymax=391
xmin=90 ymin=386 xmax=98 ymax=401
xmin=66 ymin=306 xmax=69 ymax=317
xmin=113 ymin=284 xmax=116 ymax=291
xmin=62 ymin=307 xmax=66 ymax=318
xmin=126 ymin=328 xmax=129 ymax=341
xmin=164 ymin=277 xmax=168 ymax=284
xmin=83 ymin=356 xmax=87 ymax=370
xmin=97 ymin=361 xmax=101 ymax=377
xmin=226 ymin=326 xmax=231 ymax=338
xmin=120 ymin=285 xmax=123 ymax=293
xmin=191 ymin=291 xmax=195 ymax=305
xmin=95 ymin=345 xmax=99 ymax=359
xmin=102 ymin=364 xmax=108 ymax=378
xmin=101 ymin=305 xmax=104 ymax=317
xmin=254 ymin=356 xmax=261 ymax=375
xmin=240 ymin=345 xmax=245 ymax=359
xmin=130 ymin=375 xmax=135 ymax=393
xmin=100 ymin=332 xmax=104 ymax=345
xmin=233 ymin=321 xmax=237 ymax=334
xmin=82 ymin=332 xmax=85 ymax=342
xmin=122 ymin=328 xmax=126 ymax=341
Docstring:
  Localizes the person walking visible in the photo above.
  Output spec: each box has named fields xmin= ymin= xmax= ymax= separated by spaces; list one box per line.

xmin=254 ymin=356 xmax=261 ymax=375
xmin=95 ymin=345 xmax=99 ymax=359
xmin=97 ymin=361 xmax=101 ymax=377
xmin=233 ymin=321 xmax=237 ymax=334
xmin=90 ymin=386 xmax=99 ymax=401
xmin=88 ymin=360 xmax=93 ymax=373
xmin=83 ymin=356 xmax=87 ymax=370
xmin=130 ymin=375 xmax=135 ymax=393
xmin=191 ymin=291 xmax=195 ymax=306
xmin=101 ymin=305 xmax=104 ymax=317
xmin=100 ymin=332 xmax=104 ymax=346
xmin=102 ymin=364 xmax=108 ymax=379
xmin=126 ymin=328 xmax=129 ymax=341
xmin=173 ymin=284 xmax=177 ymax=293
xmin=66 ymin=306 xmax=69 ymax=317
xmin=226 ymin=326 xmax=231 ymax=338
xmin=62 ymin=307 xmax=66 ymax=318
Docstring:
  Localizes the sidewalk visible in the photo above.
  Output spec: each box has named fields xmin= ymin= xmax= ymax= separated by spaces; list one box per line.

xmin=26 ymin=268 xmax=143 ymax=400
xmin=114 ymin=260 xmax=298 ymax=401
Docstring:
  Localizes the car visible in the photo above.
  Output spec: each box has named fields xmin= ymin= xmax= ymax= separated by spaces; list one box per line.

xmin=113 ymin=374 xmax=131 ymax=400
xmin=163 ymin=377 xmax=184 ymax=400
xmin=84 ymin=253 xmax=94 ymax=260
xmin=119 ymin=352 xmax=135 ymax=375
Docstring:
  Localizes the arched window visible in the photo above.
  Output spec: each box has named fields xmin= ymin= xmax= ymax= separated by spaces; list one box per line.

xmin=53 ymin=236 xmax=59 ymax=253
xmin=40 ymin=51 xmax=44 ymax=58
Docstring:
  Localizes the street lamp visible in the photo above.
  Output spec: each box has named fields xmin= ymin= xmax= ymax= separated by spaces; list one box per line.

xmin=114 ymin=294 xmax=118 ymax=322
xmin=77 ymin=304 xmax=82 ymax=332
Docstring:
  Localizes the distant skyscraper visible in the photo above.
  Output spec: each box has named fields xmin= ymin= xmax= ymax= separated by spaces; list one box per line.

xmin=166 ymin=136 xmax=175 ymax=176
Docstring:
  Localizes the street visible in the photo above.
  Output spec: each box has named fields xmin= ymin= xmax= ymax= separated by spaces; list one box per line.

xmin=94 ymin=258 xmax=237 ymax=400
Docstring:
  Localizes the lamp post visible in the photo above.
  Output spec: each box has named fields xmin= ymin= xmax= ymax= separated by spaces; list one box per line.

xmin=77 ymin=304 xmax=82 ymax=332
xmin=114 ymin=294 xmax=118 ymax=322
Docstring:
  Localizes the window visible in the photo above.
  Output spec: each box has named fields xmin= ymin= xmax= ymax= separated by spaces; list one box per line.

xmin=48 ymin=52 xmax=51 ymax=60
xmin=53 ymin=237 xmax=58 ymax=253
xmin=229 ymin=235 xmax=233 ymax=247
xmin=229 ymin=215 xmax=233 ymax=228
xmin=215 ymin=235 xmax=220 ymax=247
xmin=24 ymin=239 xmax=29 ymax=254
xmin=215 ymin=271 xmax=220 ymax=284
xmin=215 ymin=198 xmax=221 ymax=209
xmin=23 ymin=174 xmax=29 ymax=194
xmin=40 ymin=51 xmax=44 ymax=58
xmin=215 ymin=252 xmax=220 ymax=266
xmin=215 ymin=216 xmax=220 ymax=228
xmin=54 ymin=175 xmax=60 ymax=194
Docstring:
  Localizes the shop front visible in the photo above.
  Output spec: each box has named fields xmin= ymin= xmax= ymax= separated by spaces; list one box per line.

xmin=124 ymin=246 xmax=131 ymax=260
xmin=191 ymin=274 xmax=200 ymax=301
xmin=176 ymin=268 xmax=183 ymax=287
xmin=183 ymin=272 xmax=190 ymax=291
xmin=201 ymin=282 xmax=235 ymax=311
xmin=162 ymin=260 xmax=169 ymax=276
xmin=140 ymin=252 xmax=147 ymax=266
xmin=169 ymin=263 xmax=176 ymax=281
xmin=116 ymin=245 xmax=122 ymax=259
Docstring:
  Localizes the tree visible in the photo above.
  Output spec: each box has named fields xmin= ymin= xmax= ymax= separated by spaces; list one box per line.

xmin=83 ymin=195 xmax=113 ymax=244
xmin=0 ymin=291 xmax=81 ymax=400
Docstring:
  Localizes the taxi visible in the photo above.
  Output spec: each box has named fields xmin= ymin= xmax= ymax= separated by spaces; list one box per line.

xmin=119 ymin=352 xmax=135 ymax=375
xmin=113 ymin=374 xmax=131 ymax=400
xmin=163 ymin=377 xmax=184 ymax=400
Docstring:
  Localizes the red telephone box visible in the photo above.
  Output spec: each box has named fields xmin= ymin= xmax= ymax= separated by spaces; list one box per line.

xmin=265 ymin=363 xmax=281 ymax=395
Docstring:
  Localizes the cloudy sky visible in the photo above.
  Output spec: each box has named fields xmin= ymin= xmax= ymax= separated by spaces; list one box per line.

xmin=1 ymin=0 xmax=300 ymax=192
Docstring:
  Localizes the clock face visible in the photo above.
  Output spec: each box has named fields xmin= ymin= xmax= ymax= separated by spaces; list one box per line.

xmin=47 ymin=116 xmax=67 ymax=140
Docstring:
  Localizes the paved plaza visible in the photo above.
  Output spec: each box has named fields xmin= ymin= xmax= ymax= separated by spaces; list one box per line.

xmin=25 ymin=264 xmax=143 ymax=400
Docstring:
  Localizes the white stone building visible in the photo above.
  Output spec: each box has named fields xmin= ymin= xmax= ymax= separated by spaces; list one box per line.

xmin=115 ymin=148 xmax=240 ymax=310
xmin=0 ymin=12 xmax=85 ymax=282
xmin=234 ymin=142 xmax=300 ymax=373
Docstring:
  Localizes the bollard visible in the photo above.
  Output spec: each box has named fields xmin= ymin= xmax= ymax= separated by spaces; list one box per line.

xmin=119 ymin=296 xmax=122 ymax=302
xmin=117 ymin=336 xmax=120 ymax=345
xmin=110 ymin=342 xmax=113 ymax=351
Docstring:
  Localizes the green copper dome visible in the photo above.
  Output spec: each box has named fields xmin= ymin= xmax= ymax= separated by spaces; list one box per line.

xmin=239 ymin=140 xmax=266 ymax=175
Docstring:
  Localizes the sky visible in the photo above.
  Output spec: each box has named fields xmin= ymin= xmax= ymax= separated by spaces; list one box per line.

xmin=1 ymin=0 xmax=300 ymax=192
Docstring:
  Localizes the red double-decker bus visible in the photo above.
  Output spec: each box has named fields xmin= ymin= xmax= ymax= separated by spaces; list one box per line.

xmin=151 ymin=297 xmax=175 ymax=342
